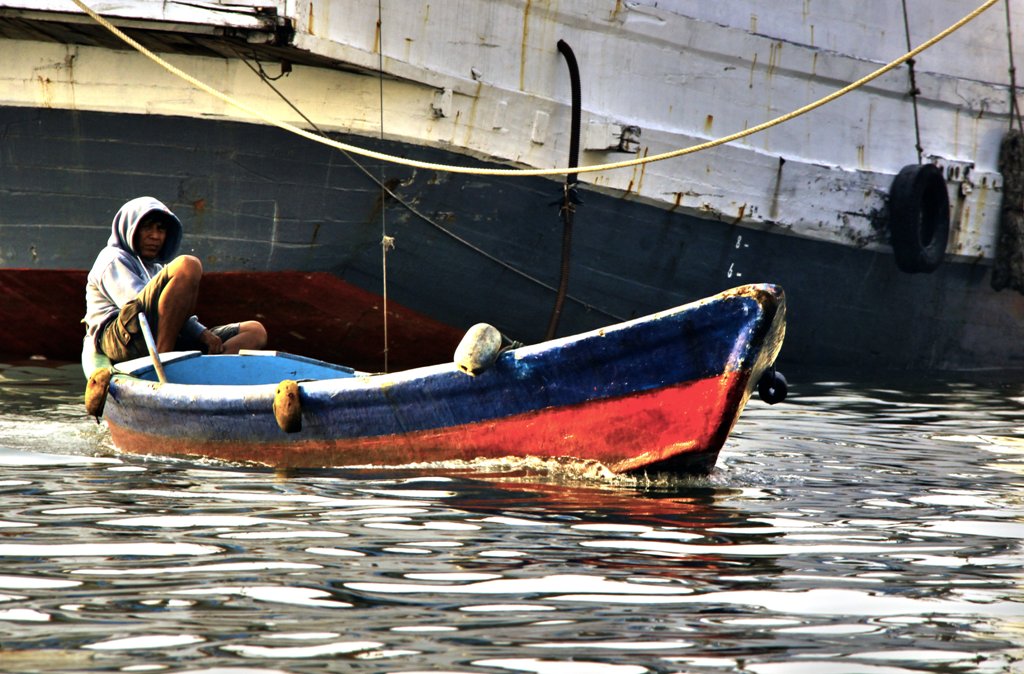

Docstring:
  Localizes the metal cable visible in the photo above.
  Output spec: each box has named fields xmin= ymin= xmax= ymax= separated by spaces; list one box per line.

xmin=1005 ymin=0 xmax=1024 ymax=134
xmin=900 ymin=0 xmax=924 ymax=162
xmin=376 ymin=0 xmax=390 ymax=372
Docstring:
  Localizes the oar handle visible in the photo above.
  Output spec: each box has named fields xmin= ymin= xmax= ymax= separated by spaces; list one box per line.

xmin=137 ymin=312 xmax=168 ymax=384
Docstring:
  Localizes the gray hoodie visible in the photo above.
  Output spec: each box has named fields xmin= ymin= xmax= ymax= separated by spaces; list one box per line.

xmin=83 ymin=196 xmax=206 ymax=347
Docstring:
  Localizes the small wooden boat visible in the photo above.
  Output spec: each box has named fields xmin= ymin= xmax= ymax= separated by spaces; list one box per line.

xmin=82 ymin=284 xmax=786 ymax=475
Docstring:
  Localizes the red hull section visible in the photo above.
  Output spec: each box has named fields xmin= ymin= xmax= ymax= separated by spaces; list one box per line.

xmin=0 ymin=269 xmax=88 ymax=361
xmin=106 ymin=372 xmax=750 ymax=474
xmin=0 ymin=269 xmax=460 ymax=371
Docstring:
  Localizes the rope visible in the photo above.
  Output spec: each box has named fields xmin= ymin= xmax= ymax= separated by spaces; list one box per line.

xmin=70 ymin=0 xmax=999 ymax=177
xmin=900 ymin=0 xmax=924 ymax=163
xmin=1006 ymin=0 xmax=1024 ymax=134
xmin=376 ymin=1 xmax=390 ymax=373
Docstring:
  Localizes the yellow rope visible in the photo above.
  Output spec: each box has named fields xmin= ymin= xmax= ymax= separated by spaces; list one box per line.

xmin=70 ymin=0 xmax=999 ymax=177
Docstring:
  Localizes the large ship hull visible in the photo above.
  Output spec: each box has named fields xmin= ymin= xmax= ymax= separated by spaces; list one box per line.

xmin=1 ymin=1 xmax=1021 ymax=371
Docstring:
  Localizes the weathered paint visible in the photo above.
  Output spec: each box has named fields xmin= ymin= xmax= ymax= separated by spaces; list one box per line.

xmin=5 ymin=105 xmax=1023 ymax=370
xmin=2 ymin=1 xmax=1021 ymax=371
xmin=1 ymin=1 xmax=1012 ymax=255
xmin=106 ymin=372 xmax=749 ymax=474
xmin=97 ymin=284 xmax=786 ymax=475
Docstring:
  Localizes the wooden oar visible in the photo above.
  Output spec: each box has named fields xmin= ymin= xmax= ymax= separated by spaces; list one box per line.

xmin=136 ymin=312 xmax=168 ymax=384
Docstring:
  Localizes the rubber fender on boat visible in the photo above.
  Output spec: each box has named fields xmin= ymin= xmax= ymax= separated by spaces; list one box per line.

xmin=888 ymin=163 xmax=950 ymax=273
xmin=454 ymin=323 xmax=504 ymax=376
xmin=757 ymin=369 xmax=788 ymax=405
xmin=273 ymin=380 xmax=302 ymax=433
xmin=84 ymin=367 xmax=112 ymax=420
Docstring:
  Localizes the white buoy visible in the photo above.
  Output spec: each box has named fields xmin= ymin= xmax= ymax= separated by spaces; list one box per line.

xmin=84 ymin=367 xmax=112 ymax=419
xmin=273 ymin=379 xmax=302 ymax=433
xmin=453 ymin=323 xmax=505 ymax=376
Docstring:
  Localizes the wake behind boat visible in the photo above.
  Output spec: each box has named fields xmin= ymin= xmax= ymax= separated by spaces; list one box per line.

xmin=82 ymin=284 xmax=786 ymax=475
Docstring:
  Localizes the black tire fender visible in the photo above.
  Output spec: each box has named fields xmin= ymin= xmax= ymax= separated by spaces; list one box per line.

xmin=888 ymin=163 xmax=950 ymax=273
xmin=757 ymin=369 xmax=788 ymax=405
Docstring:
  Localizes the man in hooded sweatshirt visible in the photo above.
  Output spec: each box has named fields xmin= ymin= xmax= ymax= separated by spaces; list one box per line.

xmin=84 ymin=196 xmax=267 ymax=363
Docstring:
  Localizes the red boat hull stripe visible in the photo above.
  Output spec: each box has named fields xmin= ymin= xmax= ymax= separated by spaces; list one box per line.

xmin=107 ymin=371 xmax=750 ymax=473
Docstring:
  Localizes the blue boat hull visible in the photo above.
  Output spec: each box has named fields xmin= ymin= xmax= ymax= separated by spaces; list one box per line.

xmin=89 ymin=284 xmax=786 ymax=475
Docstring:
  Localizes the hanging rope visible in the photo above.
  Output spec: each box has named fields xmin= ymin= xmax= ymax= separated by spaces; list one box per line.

xmin=1005 ymin=0 xmax=1024 ymax=134
xmin=69 ymin=0 xmax=1000 ymax=177
xmin=900 ymin=0 xmax=924 ymax=163
xmin=376 ymin=1 xmax=391 ymax=372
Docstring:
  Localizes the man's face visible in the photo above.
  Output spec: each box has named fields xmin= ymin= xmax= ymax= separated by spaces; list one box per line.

xmin=134 ymin=219 xmax=168 ymax=261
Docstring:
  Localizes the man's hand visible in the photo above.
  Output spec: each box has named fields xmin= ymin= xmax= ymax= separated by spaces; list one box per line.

xmin=200 ymin=329 xmax=224 ymax=355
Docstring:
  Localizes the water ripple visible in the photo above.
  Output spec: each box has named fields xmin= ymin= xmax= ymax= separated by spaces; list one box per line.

xmin=0 ymin=364 xmax=1022 ymax=672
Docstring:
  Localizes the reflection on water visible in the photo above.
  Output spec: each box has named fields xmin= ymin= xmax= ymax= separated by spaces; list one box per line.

xmin=0 ymin=360 xmax=1023 ymax=673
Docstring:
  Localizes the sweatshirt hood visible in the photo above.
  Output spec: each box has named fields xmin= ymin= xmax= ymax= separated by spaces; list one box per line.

xmin=107 ymin=196 xmax=183 ymax=263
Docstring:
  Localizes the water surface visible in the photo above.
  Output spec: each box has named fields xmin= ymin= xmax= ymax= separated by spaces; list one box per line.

xmin=1 ymin=360 xmax=1022 ymax=673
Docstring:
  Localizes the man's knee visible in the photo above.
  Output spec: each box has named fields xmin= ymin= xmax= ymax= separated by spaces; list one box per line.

xmin=168 ymin=255 xmax=203 ymax=283
xmin=242 ymin=320 xmax=268 ymax=348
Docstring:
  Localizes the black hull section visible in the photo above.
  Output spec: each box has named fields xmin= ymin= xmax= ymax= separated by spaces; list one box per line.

xmin=2 ymin=106 xmax=1022 ymax=370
